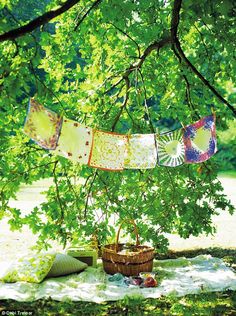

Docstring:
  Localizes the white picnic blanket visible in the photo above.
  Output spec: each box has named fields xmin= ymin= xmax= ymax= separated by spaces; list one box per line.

xmin=0 ymin=255 xmax=236 ymax=302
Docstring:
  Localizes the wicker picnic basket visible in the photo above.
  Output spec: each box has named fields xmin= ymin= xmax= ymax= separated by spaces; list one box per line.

xmin=102 ymin=220 xmax=154 ymax=276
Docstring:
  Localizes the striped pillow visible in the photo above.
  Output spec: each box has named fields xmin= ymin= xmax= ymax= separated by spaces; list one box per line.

xmin=47 ymin=254 xmax=88 ymax=277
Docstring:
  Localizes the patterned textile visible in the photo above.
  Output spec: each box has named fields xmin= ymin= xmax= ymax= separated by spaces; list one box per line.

xmin=54 ymin=118 xmax=93 ymax=164
xmin=0 ymin=253 xmax=56 ymax=283
xmin=157 ymin=129 xmax=185 ymax=167
xmin=23 ymin=99 xmax=62 ymax=150
xmin=124 ymin=134 xmax=157 ymax=169
xmin=183 ymin=115 xmax=217 ymax=163
xmin=88 ymin=130 xmax=128 ymax=171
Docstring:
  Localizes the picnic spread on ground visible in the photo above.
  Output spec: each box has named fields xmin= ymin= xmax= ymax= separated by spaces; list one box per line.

xmin=0 ymin=253 xmax=236 ymax=303
xmin=23 ymin=99 xmax=217 ymax=170
xmin=1 ymin=220 xmax=236 ymax=302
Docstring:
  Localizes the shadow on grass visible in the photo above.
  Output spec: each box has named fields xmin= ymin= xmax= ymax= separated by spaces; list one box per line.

xmin=156 ymin=247 xmax=236 ymax=263
xmin=0 ymin=248 xmax=236 ymax=316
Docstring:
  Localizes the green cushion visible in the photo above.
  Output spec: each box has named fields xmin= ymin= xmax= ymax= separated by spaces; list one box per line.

xmin=47 ymin=253 xmax=88 ymax=277
xmin=0 ymin=252 xmax=56 ymax=283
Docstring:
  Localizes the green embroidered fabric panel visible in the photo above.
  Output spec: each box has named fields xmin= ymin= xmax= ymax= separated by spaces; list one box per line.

xmin=157 ymin=129 xmax=185 ymax=167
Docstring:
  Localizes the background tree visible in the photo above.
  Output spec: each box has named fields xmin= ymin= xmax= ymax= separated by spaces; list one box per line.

xmin=0 ymin=0 xmax=235 ymax=250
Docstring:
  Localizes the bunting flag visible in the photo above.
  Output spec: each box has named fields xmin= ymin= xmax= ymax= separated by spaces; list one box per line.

xmin=23 ymin=99 xmax=62 ymax=150
xmin=23 ymin=99 xmax=218 ymax=169
xmin=88 ymin=130 xmax=128 ymax=171
xmin=54 ymin=118 xmax=93 ymax=164
xmin=183 ymin=115 xmax=217 ymax=163
xmin=124 ymin=134 xmax=157 ymax=169
xmin=157 ymin=129 xmax=185 ymax=167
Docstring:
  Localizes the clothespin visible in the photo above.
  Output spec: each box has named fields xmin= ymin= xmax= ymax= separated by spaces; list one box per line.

xmin=180 ymin=121 xmax=186 ymax=131
xmin=154 ymin=127 xmax=159 ymax=163
xmin=127 ymin=129 xmax=132 ymax=142
xmin=211 ymin=106 xmax=216 ymax=118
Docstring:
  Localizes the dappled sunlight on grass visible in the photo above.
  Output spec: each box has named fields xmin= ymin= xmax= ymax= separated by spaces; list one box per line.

xmin=0 ymin=290 xmax=236 ymax=315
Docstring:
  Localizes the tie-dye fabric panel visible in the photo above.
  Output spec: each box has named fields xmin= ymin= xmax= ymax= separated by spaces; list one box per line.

xmin=23 ymin=99 xmax=62 ymax=150
xmin=157 ymin=129 xmax=185 ymax=167
xmin=89 ymin=130 xmax=128 ymax=171
xmin=54 ymin=118 xmax=93 ymax=164
xmin=124 ymin=134 xmax=157 ymax=169
xmin=183 ymin=115 xmax=217 ymax=163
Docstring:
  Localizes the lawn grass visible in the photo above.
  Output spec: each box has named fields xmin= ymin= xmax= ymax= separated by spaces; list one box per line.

xmin=218 ymin=170 xmax=236 ymax=178
xmin=1 ymin=291 xmax=236 ymax=316
xmin=0 ymin=248 xmax=236 ymax=316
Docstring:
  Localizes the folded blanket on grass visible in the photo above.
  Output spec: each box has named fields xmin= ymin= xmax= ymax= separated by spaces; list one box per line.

xmin=0 ymin=255 xmax=236 ymax=303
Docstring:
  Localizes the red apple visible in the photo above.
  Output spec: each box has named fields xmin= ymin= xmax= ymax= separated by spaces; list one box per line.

xmin=144 ymin=277 xmax=157 ymax=287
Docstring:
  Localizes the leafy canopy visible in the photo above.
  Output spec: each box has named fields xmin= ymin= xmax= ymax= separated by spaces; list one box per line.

xmin=0 ymin=0 xmax=235 ymax=250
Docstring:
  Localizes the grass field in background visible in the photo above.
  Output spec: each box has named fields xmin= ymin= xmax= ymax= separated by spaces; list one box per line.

xmin=218 ymin=170 xmax=236 ymax=178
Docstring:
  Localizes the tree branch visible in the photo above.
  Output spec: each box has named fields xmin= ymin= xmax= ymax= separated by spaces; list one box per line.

xmin=111 ymin=76 xmax=130 ymax=132
xmin=182 ymin=74 xmax=201 ymax=119
xmin=123 ymin=36 xmax=171 ymax=78
xmin=106 ymin=37 xmax=171 ymax=95
xmin=1 ymin=160 xmax=58 ymax=196
xmin=0 ymin=0 xmax=81 ymax=42
xmin=193 ymin=23 xmax=210 ymax=58
xmin=103 ymin=77 xmax=124 ymax=95
xmin=170 ymin=0 xmax=182 ymax=42
xmin=52 ymin=160 xmax=65 ymax=224
xmin=171 ymin=0 xmax=236 ymax=117
xmin=103 ymin=36 xmax=171 ymax=131
xmin=84 ymin=170 xmax=98 ymax=218
xmin=124 ymin=106 xmax=141 ymax=131
xmin=107 ymin=22 xmax=141 ymax=58
xmin=29 ymin=61 xmax=66 ymax=113
xmin=171 ymin=45 xmax=200 ymax=119
xmin=137 ymin=68 xmax=156 ymax=133
xmin=74 ymin=0 xmax=103 ymax=31
xmin=102 ymin=83 xmax=126 ymax=120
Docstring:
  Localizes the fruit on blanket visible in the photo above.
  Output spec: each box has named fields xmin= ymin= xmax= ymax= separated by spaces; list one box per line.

xmin=139 ymin=272 xmax=155 ymax=279
xmin=130 ymin=276 xmax=143 ymax=286
xmin=144 ymin=276 xmax=157 ymax=287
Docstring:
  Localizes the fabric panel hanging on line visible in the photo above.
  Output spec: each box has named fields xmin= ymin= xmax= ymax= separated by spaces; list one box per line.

xmin=22 ymin=99 xmax=218 ymax=169
xmin=23 ymin=99 xmax=62 ymax=150
xmin=54 ymin=118 xmax=93 ymax=164
xmin=157 ymin=128 xmax=185 ymax=167
xmin=124 ymin=134 xmax=157 ymax=169
xmin=183 ymin=115 xmax=217 ymax=163
xmin=88 ymin=130 xmax=128 ymax=171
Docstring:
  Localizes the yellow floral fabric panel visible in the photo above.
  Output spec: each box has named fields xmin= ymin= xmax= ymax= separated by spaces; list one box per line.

xmin=124 ymin=134 xmax=158 ymax=169
xmin=89 ymin=130 xmax=128 ymax=171
xmin=54 ymin=118 xmax=93 ymax=164
xmin=23 ymin=99 xmax=62 ymax=150
xmin=0 ymin=253 xmax=56 ymax=283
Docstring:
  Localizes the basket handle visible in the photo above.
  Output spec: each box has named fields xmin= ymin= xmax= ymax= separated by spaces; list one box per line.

xmin=115 ymin=219 xmax=140 ymax=252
